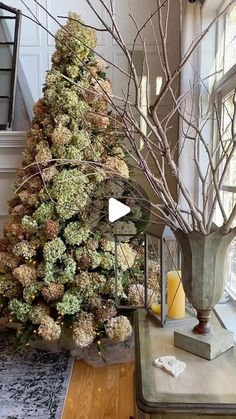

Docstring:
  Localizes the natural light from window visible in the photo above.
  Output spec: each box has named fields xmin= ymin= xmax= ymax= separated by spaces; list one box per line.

xmin=224 ymin=5 xmax=236 ymax=73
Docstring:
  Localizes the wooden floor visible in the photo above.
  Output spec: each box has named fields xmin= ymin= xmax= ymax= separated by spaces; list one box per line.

xmin=62 ymin=360 xmax=135 ymax=419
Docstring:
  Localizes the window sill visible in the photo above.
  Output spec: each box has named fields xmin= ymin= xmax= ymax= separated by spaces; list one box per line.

xmin=214 ymin=299 xmax=236 ymax=341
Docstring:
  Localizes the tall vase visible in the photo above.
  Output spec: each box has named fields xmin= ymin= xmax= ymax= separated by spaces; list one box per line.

xmin=174 ymin=228 xmax=236 ymax=336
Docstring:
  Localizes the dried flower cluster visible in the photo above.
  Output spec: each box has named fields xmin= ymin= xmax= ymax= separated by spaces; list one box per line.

xmin=105 ymin=316 xmax=132 ymax=342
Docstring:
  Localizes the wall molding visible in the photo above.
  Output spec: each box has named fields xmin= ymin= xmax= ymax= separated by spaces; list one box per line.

xmin=0 ymin=132 xmax=26 ymax=148
xmin=0 ymin=167 xmax=20 ymax=173
xmin=19 ymin=1 xmax=41 ymax=47
xmin=20 ymin=52 xmax=42 ymax=100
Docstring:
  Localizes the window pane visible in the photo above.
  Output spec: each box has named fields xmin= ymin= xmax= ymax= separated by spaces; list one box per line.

xmin=221 ymin=190 xmax=236 ymax=225
xmin=224 ymin=5 xmax=236 ymax=73
xmin=226 ymin=238 xmax=236 ymax=297
xmin=221 ymin=92 xmax=236 ymax=189
xmin=221 ymin=92 xmax=236 ymax=295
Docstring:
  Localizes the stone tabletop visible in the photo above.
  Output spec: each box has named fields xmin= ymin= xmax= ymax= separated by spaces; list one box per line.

xmin=134 ymin=309 xmax=236 ymax=415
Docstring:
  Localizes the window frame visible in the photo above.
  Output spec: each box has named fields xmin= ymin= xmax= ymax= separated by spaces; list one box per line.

xmin=203 ymin=0 xmax=236 ymax=299
xmin=216 ymin=2 xmax=236 ymax=297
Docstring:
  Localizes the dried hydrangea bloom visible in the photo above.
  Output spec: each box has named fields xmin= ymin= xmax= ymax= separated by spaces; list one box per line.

xmin=86 ymin=239 xmax=99 ymax=251
xmin=88 ymin=58 xmax=107 ymax=75
xmin=66 ymin=64 xmax=80 ymax=79
xmin=56 ymin=291 xmax=82 ymax=315
xmin=0 ymin=274 xmax=22 ymax=299
xmin=35 ymin=141 xmax=52 ymax=166
xmin=75 ymin=248 xmax=102 ymax=270
xmin=33 ymin=202 xmax=55 ymax=224
xmin=104 ymin=277 xmax=123 ymax=297
xmin=10 ymin=204 xmax=31 ymax=219
xmin=42 ymin=283 xmax=64 ymax=302
xmin=0 ymin=238 xmax=9 ymax=252
xmin=87 ymin=113 xmax=110 ymax=130
xmin=93 ymin=79 xmax=112 ymax=96
xmin=148 ymin=274 xmax=160 ymax=293
xmin=13 ymin=264 xmax=37 ymax=287
xmin=55 ymin=12 xmax=96 ymax=61
xmin=116 ymin=243 xmax=137 ymax=270
xmin=21 ymin=216 xmax=38 ymax=233
xmin=105 ymin=315 xmax=132 ymax=342
xmin=43 ymin=238 xmax=66 ymax=263
xmin=4 ymin=281 xmax=22 ymax=299
xmin=75 ymin=271 xmax=106 ymax=297
xmin=0 ymin=252 xmax=20 ymax=270
xmin=58 ymin=255 xmax=77 ymax=284
xmin=43 ymin=220 xmax=59 ymax=241
xmin=112 ymin=221 xmax=137 ymax=238
xmin=64 ymin=222 xmax=90 ymax=245
xmin=94 ymin=299 xmax=117 ymax=323
xmin=83 ymin=141 xmax=105 ymax=161
xmin=38 ymin=315 xmax=61 ymax=341
xmin=4 ymin=222 xmax=25 ymax=242
xmin=94 ymin=180 xmax=124 ymax=199
xmin=104 ymin=156 xmax=129 ymax=179
xmin=100 ymin=235 xmax=115 ymax=253
xmin=41 ymin=165 xmax=59 ymax=183
xmin=33 ymin=98 xmax=46 ymax=116
xmin=51 ymin=168 xmax=89 ymax=220
xmin=128 ymin=284 xmax=159 ymax=307
xmin=73 ymin=312 xmax=96 ymax=348
xmin=9 ymin=298 xmax=31 ymax=322
xmin=72 ymin=129 xmax=91 ymax=150
xmin=51 ymin=124 xmax=72 ymax=146
xmin=12 ymin=241 xmax=36 ymax=260
xmin=100 ymin=252 xmax=115 ymax=270
xmin=18 ymin=190 xmax=39 ymax=207
xmin=29 ymin=302 xmax=50 ymax=324
xmin=88 ymin=296 xmax=103 ymax=310
xmin=23 ymin=282 xmax=42 ymax=303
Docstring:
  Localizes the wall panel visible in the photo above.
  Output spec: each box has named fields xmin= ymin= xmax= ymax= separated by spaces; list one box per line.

xmin=0 ymin=133 xmax=26 ymax=234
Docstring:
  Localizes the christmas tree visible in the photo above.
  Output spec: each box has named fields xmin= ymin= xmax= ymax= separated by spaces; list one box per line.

xmin=0 ymin=14 xmax=159 ymax=349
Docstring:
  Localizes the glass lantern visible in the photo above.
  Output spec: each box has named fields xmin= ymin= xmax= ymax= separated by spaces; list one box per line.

xmin=114 ymin=227 xmax=195 ymax=326
xmin=114 ymin=233 xmax=161 ymax=312
xmin=147 ymin=226 xmax=195 ymax=326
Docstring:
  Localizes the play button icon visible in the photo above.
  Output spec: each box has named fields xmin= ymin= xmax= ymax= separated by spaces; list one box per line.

xmin=108 ymin=198 xmax=131 ymax=222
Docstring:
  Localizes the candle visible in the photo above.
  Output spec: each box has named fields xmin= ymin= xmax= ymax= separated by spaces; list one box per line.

xmin=151 ymin=303 xmax=161 ymax=315
xmin=167 ymin=271 xmax=185 ymax=319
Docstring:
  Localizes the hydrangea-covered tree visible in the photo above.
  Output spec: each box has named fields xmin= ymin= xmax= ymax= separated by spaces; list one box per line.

xmin=0 ymin=14 xmax=159 ymax=349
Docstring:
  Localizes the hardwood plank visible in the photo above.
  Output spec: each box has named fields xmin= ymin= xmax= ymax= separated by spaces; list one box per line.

xmin=104 ymin=364 xmax=120 ymax=418
xmin=63 ymin=360 xmax=134 ymax=419
xmin=63 ymin=361 xmax=95 ymax=419
xmin=88 ymin=364 xmax=107 ymax=419
xmin=118 ymin=363 xmax=135 ymax=419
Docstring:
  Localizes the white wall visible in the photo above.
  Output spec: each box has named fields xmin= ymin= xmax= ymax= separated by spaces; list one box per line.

xmin=5 ymin=0 xmax=180 ymax=104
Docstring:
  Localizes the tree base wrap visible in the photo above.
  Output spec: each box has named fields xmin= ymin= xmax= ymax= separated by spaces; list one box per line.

xmin=0 ymin=319 xmax=134 ymax=367
xmin=174 ymin=325 xmax=234 ymax=360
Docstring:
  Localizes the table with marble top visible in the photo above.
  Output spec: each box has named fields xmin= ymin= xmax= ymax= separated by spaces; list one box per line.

xmin=134 ymin=309 xmax=236 ymax=419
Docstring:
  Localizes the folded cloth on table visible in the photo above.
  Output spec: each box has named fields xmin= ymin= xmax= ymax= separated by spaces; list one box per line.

xmin=153 ymin=355 xmax=186 ymax=377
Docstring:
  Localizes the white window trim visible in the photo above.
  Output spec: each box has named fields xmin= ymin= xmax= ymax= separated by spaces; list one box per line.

xmin=201 ymin=1 xmax=236 ymax=301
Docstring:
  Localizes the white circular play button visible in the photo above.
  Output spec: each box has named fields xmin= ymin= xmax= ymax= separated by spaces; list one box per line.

xmin=108 ymin=198 xmax=131 ymax=222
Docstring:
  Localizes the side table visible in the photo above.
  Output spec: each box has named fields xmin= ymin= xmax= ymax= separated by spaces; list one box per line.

xmin=134 ymin=309 xmax=236 ymax=418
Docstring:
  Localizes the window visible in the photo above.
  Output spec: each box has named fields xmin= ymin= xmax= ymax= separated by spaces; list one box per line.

xmin=214 ymin=2 xmax=236 ymax=297
xmin=224 ymin=4 xmax=236 ymax=73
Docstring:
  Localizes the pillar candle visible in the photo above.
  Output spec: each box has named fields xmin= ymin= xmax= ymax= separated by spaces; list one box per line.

xmin=167 ymin=270 xmax=185 ymax=319
xmin=151 ymin=303 xmax=161 ymax=315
